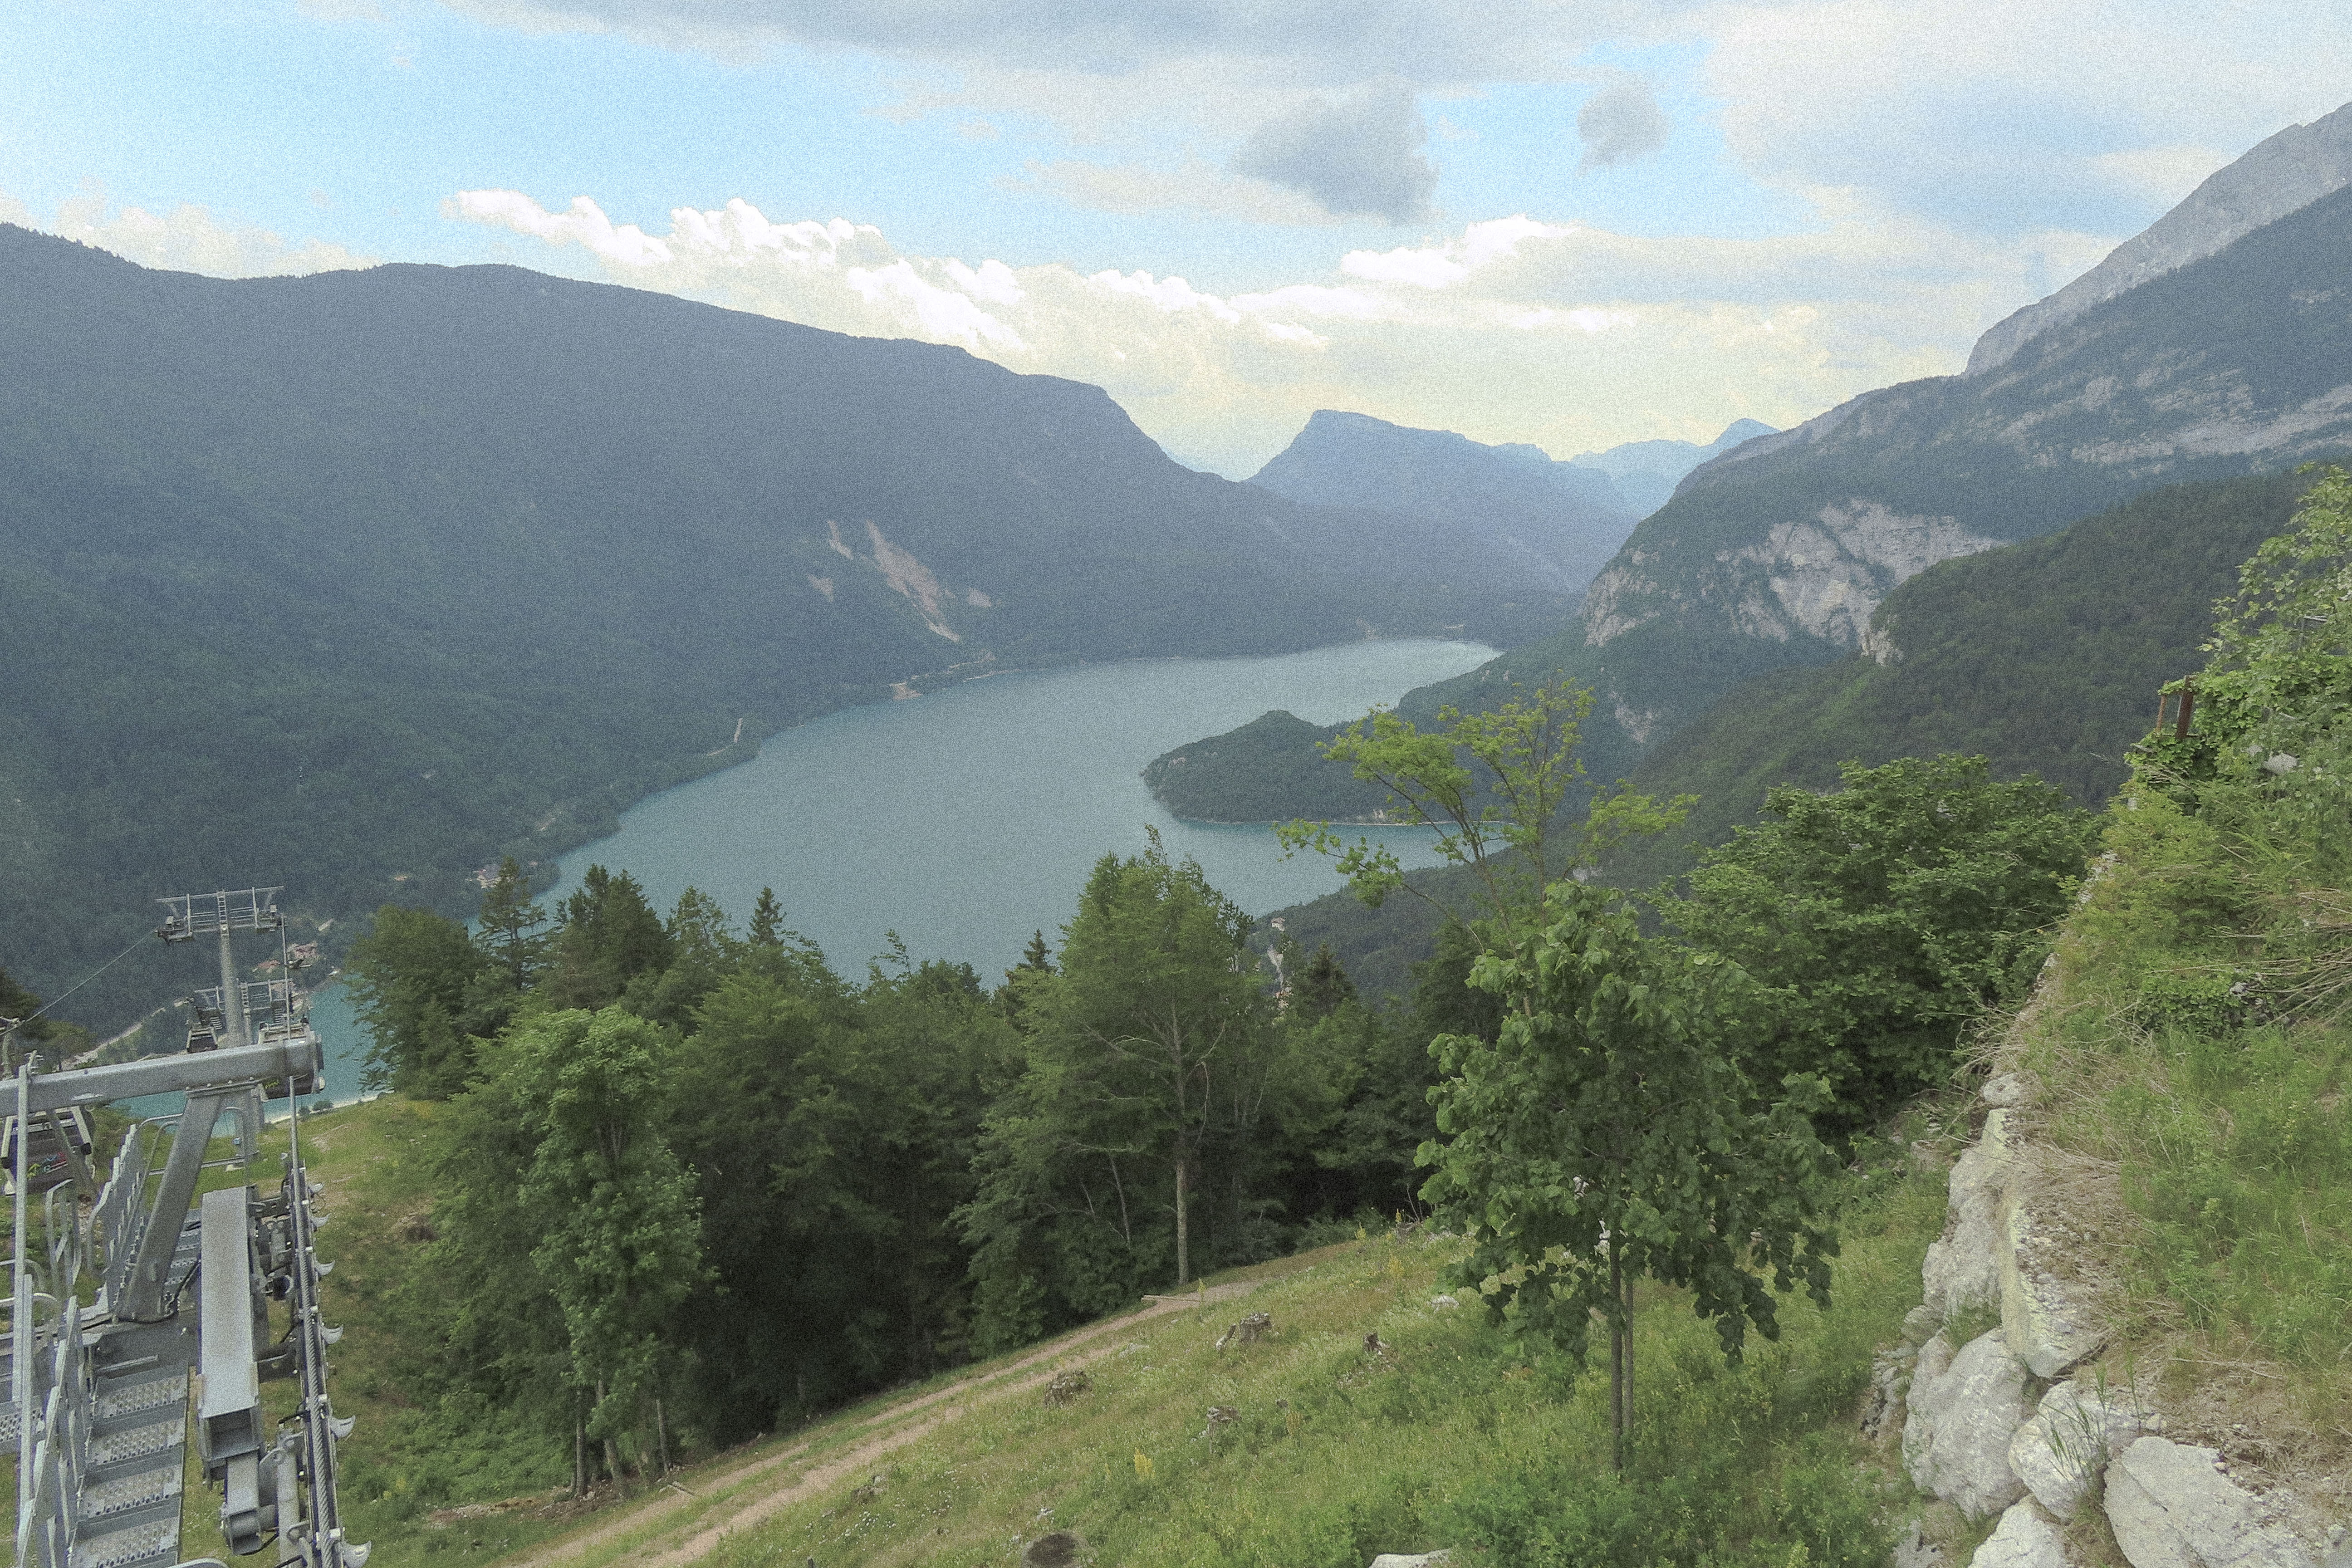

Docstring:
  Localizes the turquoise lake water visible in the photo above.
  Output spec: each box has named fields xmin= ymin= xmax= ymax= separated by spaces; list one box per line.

xmin=292 ymin=637 xmax=1494 ymax=1102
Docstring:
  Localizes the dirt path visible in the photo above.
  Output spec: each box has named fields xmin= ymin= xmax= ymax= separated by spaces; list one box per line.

xmin=501 ymin=1280 xmax=1263 ymax=1568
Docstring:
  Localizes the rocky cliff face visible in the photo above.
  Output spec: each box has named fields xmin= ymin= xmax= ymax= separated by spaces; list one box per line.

xmin=1967 ymin=101 xmax=2352 ymax=377
xmin=1580 ymin=501 xmax=2003 ymax=650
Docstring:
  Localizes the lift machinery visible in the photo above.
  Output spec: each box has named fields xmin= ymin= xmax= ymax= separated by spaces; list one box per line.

xmin=2 ymin=889 xmax=363 ymax=1568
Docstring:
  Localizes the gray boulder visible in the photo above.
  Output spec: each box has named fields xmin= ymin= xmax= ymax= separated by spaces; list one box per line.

xmin=1903 ymin=1328 xmax=2029 ymax=1519
xmin=2000 ymin=1204 xmax=2105 ymax=1378
xmin=1981 ymin=1073 xmax=2034 ymax=1109
xmin=1971 ymin=1500 xmax=2072 ymax=1567
xmin=2104 ymin=1437 xmax=2317 ymax=1568
xmin=1367 ymin=1555 xmax=1450 ymax=1568
xmin=2008 ymin=1378 xmax=2155 ymax=1521
xmin=1923 ymin=1111 xmax=2012 ymax=1320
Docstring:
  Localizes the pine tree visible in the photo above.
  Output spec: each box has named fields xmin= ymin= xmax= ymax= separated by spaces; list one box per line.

xmin=749 ymin=887 xmax=785 ymax=947
xmin=475 ymin=855 xmax=550 ymax=991
xmin=1294 ymin=943 xmax=1356 ymax=1021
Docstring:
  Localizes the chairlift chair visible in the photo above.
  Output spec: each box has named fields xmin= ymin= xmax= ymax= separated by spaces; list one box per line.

xmin=0 ymin=1105 xmax=94 ymax=1196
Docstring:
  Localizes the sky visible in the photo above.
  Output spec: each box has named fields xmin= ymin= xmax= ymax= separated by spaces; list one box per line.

xmin=5 ymin=1 xmax=2349 ymax=476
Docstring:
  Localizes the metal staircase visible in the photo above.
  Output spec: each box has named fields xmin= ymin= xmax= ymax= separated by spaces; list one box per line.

xmin=2 ymin=888 xmax=364 ymax=1568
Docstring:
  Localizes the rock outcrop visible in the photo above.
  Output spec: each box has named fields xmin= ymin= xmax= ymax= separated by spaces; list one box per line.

xmin=1921 ymin=1109 xmax=2011 ymax=1321
xmin=2104 ymin=1438 xmax=2320 ymax=1568
xmin=1999 ymin=1201 xmax=2105 ymax=1379
xmin=1897 ymin=1076 xmax=2343 ymax=1568
xmin=2008 ymin=1378 xmax=2156 ymax=1521
xmin=1972 ymin=1501 xmax=2072 ymax=1568
xmin=1904 ymin=1329 xmax=2032 ymax=1519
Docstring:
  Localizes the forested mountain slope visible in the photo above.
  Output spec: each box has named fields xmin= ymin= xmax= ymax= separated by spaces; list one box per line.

xmin=1607 ymin=466 xmax=2330 ymax=882
xmin=1251 ymin=467 xmax=2328 ymax=1003
xmin=1564 ymin=113 xmax=2352 ymax=760
xmin=0 ymin=228 xmax=1564 ymax=1030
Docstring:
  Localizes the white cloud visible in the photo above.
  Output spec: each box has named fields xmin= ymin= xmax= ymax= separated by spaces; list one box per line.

xmin=425 ymin=0 xmax=2352 ymax=251
xmin=450 ymin=186 xmax=2078 ymax=477
xmin=445 ymin=190 xmax=673 ymax=264
xmin=14 ymin=188 xmax=374 ymax=278
xmin=1089 ymin=270 xmax=1242 ymax=322
xmin=1343 ymin=216 xmax=1572 ymax=288
xmin=1697 ymin=0 xmax=2352 ymax=233
xmin=945 ymin=256 xmax=1023 ymax=306
xmin=434 ymin=0 xmax=1661 ymax=87
xmin=845 ymin=258 xmax=1027 ymax=348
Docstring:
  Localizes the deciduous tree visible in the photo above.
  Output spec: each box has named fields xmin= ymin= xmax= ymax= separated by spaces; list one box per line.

xmin=1277 ymin=679 xmax=1689 ymax=943
xmin=1423 ymin=880 xmax=1840 ymax=1472
xmin=509 ymin=1007 xmax=704 ymax=1479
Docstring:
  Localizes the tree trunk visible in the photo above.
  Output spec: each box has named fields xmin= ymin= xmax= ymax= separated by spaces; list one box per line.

xmin=597 ymin=1378 xmax=622 ymax=1490
xmin=573 ymin=1412 xmax=587 ymax=1499
xmin=655 ymin=1397 xmax=671 ymax=1476
xmin=1607 ymin=1246 xmax=1626 ymax=1474
xmin=1174 ymin=1152 xmax=1191 ymax=1286
xmin=1620 ymin=1267 xmax=1636 ymax=1472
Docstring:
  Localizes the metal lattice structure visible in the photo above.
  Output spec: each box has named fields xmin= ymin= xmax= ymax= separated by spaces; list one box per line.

xmin=3 ymin=889 xmax=364 ymax=1568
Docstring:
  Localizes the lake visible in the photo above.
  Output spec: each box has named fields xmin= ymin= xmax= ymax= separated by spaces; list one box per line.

xmin=296 ymin=637 xmax=1492 ymax=1102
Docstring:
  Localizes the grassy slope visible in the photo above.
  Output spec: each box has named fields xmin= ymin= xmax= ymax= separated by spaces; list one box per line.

xmin=207 ymin=746 xmax=2352 ymax=1568
xmin=1988 ymin=794 xmax=2352 ymax=1534
xmin=347 ymin=1146 xmax=1949 ymax=1568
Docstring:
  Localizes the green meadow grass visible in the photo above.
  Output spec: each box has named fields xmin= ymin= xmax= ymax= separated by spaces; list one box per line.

xmin=688 ymin=1165 xmax=1945 ymax=1568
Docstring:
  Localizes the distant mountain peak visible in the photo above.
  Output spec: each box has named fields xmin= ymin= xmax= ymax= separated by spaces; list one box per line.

xmin=1248 ymin=409 xmax=1639 ymax=595
xmin=1967 ymin=98 xmax=2352 ymax=376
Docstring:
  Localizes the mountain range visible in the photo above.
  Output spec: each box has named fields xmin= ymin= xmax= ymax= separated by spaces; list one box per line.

xmin=1246 ymin=412 xmax=1778 ymax=605
xmin=1151 ymin=98 xmax=2352 ymax=833
xmin=0 ymin=228 xmax=1571 ymax=1028
xmin=17 ymin=96 xmax=2352 ymax=1029
xmin=1564 ymin=418 xmax=1779 ymax=516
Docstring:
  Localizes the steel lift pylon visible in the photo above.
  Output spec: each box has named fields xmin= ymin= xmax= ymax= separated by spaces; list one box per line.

xmin=1 ymin=890 xmax=365 ymax=1568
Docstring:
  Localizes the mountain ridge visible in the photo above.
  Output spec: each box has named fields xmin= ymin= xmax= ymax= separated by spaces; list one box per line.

xmin=1558 ymin=156 xmax=2352 ymax=762
xmin=1965 ymin=99 xmax=2352 ymax=375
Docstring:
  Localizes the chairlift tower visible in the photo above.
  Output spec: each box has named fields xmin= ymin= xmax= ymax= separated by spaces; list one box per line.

xmin=1 ymin=888 xmax=362 ymax=1568
xmin=155 ymin=891 xmax=284 ymax=1055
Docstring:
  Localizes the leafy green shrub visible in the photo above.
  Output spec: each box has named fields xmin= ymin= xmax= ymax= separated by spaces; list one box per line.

xmin=2132 ymin=971 xmax=2255 ymax=1037
xmin=1672 ymin=754 xmax=2095 ymax=1129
